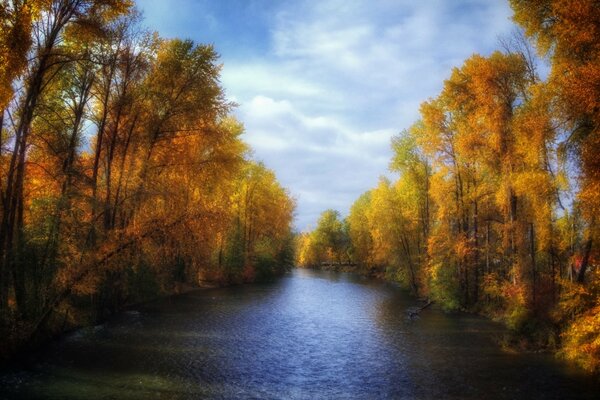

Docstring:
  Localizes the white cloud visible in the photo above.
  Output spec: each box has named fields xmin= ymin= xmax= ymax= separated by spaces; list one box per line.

xmin=220 ymin=0 xmax=514 ymax=230
xmin=222 ymin=64 xmax=324 ymax=99
xmin=137 ymin=0 xmax=516 ymax=230
xmin=237 ymin=95 xmax=394 ymax=230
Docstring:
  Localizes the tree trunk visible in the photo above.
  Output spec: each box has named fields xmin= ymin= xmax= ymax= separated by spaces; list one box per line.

xmin=577 ymin=237 xmax=593 ymax=284
xmin=473 ymin=199 xmax=479 ymax=303
xmin=0 ymin=0 xmax=78 ymax=318
xmin=111 ymin=114 xmax=137 ymax=230
xmin=400 ymin=234 xmax=418 ymax=294
xmin=530 ymin=222 xmax=536 ymax=307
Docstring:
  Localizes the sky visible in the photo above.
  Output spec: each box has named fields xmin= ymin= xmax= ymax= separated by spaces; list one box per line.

xmin=135 ymin=0 xmax=516 ymax=231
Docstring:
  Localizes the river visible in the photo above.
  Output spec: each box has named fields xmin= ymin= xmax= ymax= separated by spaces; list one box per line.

xmin=1 ymin=268 xmax=598 ymax=399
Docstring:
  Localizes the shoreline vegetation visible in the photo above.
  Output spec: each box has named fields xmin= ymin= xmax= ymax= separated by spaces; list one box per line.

xmin=5 ymin=271 xmax=289 ymax=368
xmin=0 ymin=1 xmax=295 ymax=362
xmin=301 ymin=263 xmax=553 ymax=354
xmin=298 ymin=0 xmax=600 ymax=374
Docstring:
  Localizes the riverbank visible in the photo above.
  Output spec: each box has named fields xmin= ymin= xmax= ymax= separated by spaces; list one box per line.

xmin=0 ymin=282 xmax=205 ymax=366
xmin=298 ymin=264 xmax=594 ymax=375
xmin=313 ymin=263 xmax=385 ymax=279
xmin=0 ymin=268 xmax=288 ymax=367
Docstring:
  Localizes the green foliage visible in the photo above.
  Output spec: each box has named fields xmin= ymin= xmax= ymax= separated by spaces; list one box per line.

xmin=223 ymin=224 xmax=245 ymax=272
xmin=560 ymin=304 xmax=600 ymax=373
xmin=253 ymin=238 xmax=278 ymax=281
xmin=276 ymin=233 xmax=297 ymax=272
xmin=297 ymin=209 xmax=350 ymax=267
xmin=126 ymin=262 xmax=161 ymax=304
xmin=554 ymin=270 xmax=600 ymax=372
xmin=428 ymin=262 xmax=461 ymax=311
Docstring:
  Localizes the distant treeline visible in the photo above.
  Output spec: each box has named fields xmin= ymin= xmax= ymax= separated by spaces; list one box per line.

xmin=298 ymin=0 xmax=600 ymax=374
xmin=0 ymin=0 xmax=294 ymax=357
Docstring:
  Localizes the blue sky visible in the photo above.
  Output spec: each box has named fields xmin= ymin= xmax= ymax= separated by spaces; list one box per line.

xmin=135 ymin=0 xmax=515 ymax=231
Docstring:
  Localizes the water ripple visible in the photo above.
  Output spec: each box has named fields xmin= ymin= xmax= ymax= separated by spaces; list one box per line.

xmin=1 ymin=269 xmax=598 ymax=399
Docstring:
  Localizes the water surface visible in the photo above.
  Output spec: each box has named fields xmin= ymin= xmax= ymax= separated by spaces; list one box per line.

xmin=1 ymin=269 xmax=598 ymax=399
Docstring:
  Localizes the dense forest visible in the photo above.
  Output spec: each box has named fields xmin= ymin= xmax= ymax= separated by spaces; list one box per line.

xmin=298 ymin=0 xmax=600 ymax=373
xmin=0 ymin=0 xmax=295 ymax=358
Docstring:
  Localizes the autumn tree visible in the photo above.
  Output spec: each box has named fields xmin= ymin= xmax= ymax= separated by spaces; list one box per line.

xmin=0 ymin=0 xmax=38 ymax=111
xmin=0 ymin=0 xmax=132 ymax=321
xmin=0 ymin=2 xmax=295 ymax=359
xmin=331 ymin=5 xmax=599 ymax=370
xmin=297 ymin=209 xmax=349 ymax=267
xmin=347 ymin=192 xmax=374 ymax=270
xmin=511 ymin=0 xmax=600 ymax=371
xmin=223 ymin=161 xmax=295 ymax=282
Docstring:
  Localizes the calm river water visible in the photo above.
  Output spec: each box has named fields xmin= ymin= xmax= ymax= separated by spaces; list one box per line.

xmin=1 ymin=268 xmax=598 ymax=399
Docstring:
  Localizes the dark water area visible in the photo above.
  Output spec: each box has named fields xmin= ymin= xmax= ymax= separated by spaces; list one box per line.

xmin=1 ymin=268 xmax=598 ymax=399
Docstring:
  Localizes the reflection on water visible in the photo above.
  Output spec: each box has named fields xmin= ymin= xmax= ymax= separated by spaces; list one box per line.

xmin=1 ymin=268 xmax=598 ymax=399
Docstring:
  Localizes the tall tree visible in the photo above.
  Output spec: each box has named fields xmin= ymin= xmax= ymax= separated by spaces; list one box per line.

xmin=0 ymin=0 xmax=131 ymax=317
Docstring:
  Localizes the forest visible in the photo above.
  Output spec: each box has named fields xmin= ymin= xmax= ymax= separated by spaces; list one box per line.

xmin=298 ymin=0 xmax=600 ymax=374
xmin=0 ymin=0 xmax=295 ymax=358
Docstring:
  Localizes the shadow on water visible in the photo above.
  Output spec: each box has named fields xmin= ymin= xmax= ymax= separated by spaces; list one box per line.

xmin=1 ymin=268 xmax=598 ymax=399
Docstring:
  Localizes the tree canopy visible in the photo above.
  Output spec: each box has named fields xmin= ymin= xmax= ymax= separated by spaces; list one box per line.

xmin=0 ymin=0 xmax=294 ymax=359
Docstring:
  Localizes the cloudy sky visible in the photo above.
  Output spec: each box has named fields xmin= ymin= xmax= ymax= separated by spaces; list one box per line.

xmin=135 ymin=0 xmax=516 ymax=231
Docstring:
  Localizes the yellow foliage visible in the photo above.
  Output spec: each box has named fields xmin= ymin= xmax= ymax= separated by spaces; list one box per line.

xmin=561 ymin=304 xmax=600 ymax=373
